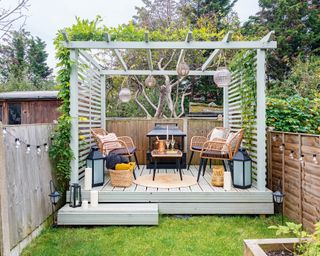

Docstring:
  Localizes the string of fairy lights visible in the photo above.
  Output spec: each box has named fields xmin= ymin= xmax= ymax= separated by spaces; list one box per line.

xmin=2 ymin=127 xmax=51 ymax=155
xmin=272 ymin=134 xmax=319 ymax=165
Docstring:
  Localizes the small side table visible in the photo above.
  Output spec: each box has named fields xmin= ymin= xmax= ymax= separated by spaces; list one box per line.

xmin=151 ymin=150 xmax=183 ymax=181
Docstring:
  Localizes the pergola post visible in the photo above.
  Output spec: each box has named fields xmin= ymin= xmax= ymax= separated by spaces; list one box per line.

xmin=101 ymin=74 xmax=106 ymax=129
xmin=69 ymin=49 xmax=79 ymax=184
xmin=223 ymin=86 xmax=229 ymax=128
xmin=256 ymin=49 xmax=267 ymax=191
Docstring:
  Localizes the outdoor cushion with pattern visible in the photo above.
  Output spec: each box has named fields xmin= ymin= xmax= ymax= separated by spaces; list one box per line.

xmin=222 ymin=132 xmax=237 ymax=152
xmin=98 ymin=133 xmax=122 ymax=154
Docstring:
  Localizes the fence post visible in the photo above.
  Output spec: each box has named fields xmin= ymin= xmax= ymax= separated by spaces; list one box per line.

xmin=0 ymin=123 xmax=10 ymax=256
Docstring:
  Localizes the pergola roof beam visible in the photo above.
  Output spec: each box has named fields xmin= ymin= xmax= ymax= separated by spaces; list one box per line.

xmin=101 ymin=70 xmax=216 ymax=76
xmin=62 ymin=41 xmax=277 ymax=49
xmin=176 ymin=31 xmax=193 ymax=69
xmin=104 ymin=33 xmax=128 ymax=71
xmin=145 ymin=32 xmax=153 ymax=71
xmin=61 ymin=30 xmax=69 ymax=42
xmin=260 ymin=31 xmax=275 ymax=42
xmin=201 ymin=31 xmax=233 ymax=71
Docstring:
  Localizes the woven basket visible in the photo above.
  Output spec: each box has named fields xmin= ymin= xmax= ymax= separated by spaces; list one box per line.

xmin=109 ymin=169 xmax=133 ymax=187
xmin=211 ymin=166 xmax=224 ymax=187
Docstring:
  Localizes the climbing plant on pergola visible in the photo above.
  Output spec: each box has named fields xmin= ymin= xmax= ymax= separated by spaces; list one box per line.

xmin=50 ymin=24 xmax=276 ymax=192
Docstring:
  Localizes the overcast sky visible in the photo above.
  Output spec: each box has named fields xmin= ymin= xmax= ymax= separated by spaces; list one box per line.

xmin=8 ymin=0 xmax=260 ymax=69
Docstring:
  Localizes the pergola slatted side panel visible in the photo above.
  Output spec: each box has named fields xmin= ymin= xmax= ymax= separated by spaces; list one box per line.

xmin=77 ymin=50 xmax=103 ymax=180
xmin=228 ymin=54 xmax=260 ymax=185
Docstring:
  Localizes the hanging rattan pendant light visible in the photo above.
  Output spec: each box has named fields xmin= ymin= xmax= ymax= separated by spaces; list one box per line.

xmin=176 ymin=60 xmax=190 ymax=77
xmin=145 ymin=75 xmax=156 ymax=88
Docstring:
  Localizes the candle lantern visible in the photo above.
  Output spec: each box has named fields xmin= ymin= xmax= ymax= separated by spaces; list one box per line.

xmin=231 ymin=148 xmax=252 ymax=189
xmin=69 ymin=183 xmax=82 ymax=208
xmin=119 ymin=88 xmax=131 ymax=103
xmin=48 ymin=180 xmax=60 ymax=227
xmin=86 ymin=147 xmax=106 ymax=187
xmin=273 ymin=190 xmax=285 ymax=224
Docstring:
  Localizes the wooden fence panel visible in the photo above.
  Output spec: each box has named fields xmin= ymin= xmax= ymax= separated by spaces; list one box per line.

xmin=106 ymin=118 xmax=223 ymax=165
xmin=268 ymin=131 xmax=320 ymax=232
xmin=1 ymin=124 xmax=55 ymax=250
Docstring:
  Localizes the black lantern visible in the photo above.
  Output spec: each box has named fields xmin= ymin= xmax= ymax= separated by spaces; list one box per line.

xmin=86 ymin=147 xmax=106 ymax=187
xmin=231 ymin=148 xmax=252 ymax=189
xmin=69 ymin=183 xmax=82 ymax=208
xmin=48 ymin=180 xmax=60 ymax=227
xmin=273 ymin=190 xmax=285 ymax=224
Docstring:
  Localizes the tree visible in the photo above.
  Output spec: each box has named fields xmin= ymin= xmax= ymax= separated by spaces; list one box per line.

xmin=27 ymin=36 xmax=52 ymax=87
xmin=178 ymin=0 xmax=237 ymax=27
xmin=133 ymin=0 xmax=179 ymax=29
xmin=0 ymin=0 xmax=30 ymax=40
xmin=242 ymin=0 xmax=320 ymax=81
xmin=0 ymin=30 xmax=53 ymax=91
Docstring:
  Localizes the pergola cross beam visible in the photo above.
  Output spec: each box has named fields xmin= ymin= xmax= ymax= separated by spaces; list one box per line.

xmin=201 ymin=31 xmax=233 ymax=71
xmin=104 ymin=33 xmax=128 ymax=71
xmin=176 ymin=31 xmax=193 ymax=69
xmin=145 ymin=32 xmax=153 ymax=71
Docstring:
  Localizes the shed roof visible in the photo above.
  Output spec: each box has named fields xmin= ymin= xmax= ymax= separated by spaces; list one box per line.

xmin=0 ymin=91 xmax=58 ymax=100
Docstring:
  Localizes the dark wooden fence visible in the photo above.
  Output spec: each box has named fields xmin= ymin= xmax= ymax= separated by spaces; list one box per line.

xmin=0 ymin=123 xmax=55 ymax=255
xmin=267 ymin=131 xmax=320 ymax=232
xmin=106 ymin=117 xmax=223 ymax=165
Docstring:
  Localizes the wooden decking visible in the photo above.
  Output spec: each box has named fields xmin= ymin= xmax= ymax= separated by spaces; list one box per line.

xmin=74 ymin=165 xmax=274 ymax=215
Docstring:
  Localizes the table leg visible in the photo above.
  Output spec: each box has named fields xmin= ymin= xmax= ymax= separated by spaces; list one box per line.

xmin=177 ymin=158 xmax=182 ymax=181
xmin=153 ymin=158 xmax=157 ymax=181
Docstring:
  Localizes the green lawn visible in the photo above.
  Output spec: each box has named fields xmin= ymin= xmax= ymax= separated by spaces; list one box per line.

xmin=22 ymin=215 xmax=282 ymax=256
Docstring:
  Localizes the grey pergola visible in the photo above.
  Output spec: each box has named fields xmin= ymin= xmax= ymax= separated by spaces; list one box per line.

xmin=63 ymin=31 xmax=277 ymax=191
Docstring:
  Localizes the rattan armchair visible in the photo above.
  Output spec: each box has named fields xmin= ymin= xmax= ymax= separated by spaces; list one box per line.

xmin=188 ymin=127 xmax=230 ymax=169
xmin=197 ymin=129 xmax=244 ymax=182
xmin=91 ymin=128 xmax=140 ymax=169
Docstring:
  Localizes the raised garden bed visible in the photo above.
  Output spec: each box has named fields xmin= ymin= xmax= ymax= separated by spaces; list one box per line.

xmin=244 ymin=238 xmax=309 ymax=256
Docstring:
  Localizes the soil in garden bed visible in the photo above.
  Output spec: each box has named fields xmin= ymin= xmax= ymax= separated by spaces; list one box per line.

xmin=267 ymin=250 xmax=294 ymax=256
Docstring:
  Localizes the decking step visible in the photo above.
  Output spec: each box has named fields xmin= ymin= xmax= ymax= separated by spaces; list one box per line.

xmin=57 ymin=203 xmax=159 ymax=226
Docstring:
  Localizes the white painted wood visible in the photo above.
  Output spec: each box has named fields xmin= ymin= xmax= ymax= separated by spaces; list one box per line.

xmin=112 ymin=49 xmax=128 ymax=71
xmin=201 ymin=31 xmax=233 ymax=71
xmin=256 ymin=49 xmax=267 ymax=191
xmin=176 ymin=31 xmax=193 ymax=69
xmin=260 ymin=31 xmax=275 ymax=42
xmin=57 ymin=204 xmax=159 ymax=225
xmin=79 ymin=50 xmax=101 ymax=70
xmin=69 ymin=49 xmax=79 ymax=184
xmin=145 ymin=32 xmax=153 ymax=71
xmin=158 ymin=203 xmax=274 ymax=214
xmin=223 ymin=86 xmax=229 ymax=128
xmin=101 ymin=70 xmax=216 ymax=76
xmin=100 ymin=75 xmax=106 ymax=130
xmin=62 ymin=41 xmax=277 ymax=50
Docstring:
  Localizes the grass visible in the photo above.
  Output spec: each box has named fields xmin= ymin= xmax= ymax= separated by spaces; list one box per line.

xmin=22 ymin=215 xmax=283 ymax=256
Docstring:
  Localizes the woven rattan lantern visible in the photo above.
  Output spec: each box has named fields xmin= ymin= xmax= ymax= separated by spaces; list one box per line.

xmin=119 ymin=87 xmax=131 ymax=103
xmin=214 ymin=67 xmax=231 ymax=87
xmin=145 ymin=75 xmax=156 ymax=88
xmin=176 ymin=61 xmax=190 ymax=76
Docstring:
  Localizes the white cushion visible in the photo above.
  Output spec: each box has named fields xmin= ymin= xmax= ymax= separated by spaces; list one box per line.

xmin=209 ymin=128 xmax=225 ymax=141
xmin=222 ymin=132 xmax=235 ymax=152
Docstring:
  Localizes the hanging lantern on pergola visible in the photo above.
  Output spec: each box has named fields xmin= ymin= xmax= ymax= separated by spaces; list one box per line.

xmin=214 ymin=67 xmax=231 ymax=87
xmin=145 ymin=75 xmax=156 ymax=88
xmin=176 ymin=61 xmax=190 ymax=77
xmin=119 ymin=77 xmax=132 ymax=103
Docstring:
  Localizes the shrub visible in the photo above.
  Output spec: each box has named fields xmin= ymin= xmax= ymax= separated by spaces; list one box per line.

xmin=267 ymin=95 xmax=320 ymax=134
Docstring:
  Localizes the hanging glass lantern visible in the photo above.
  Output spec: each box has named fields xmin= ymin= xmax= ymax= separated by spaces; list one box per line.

xmin=119 ymin=88 xmax=131 ymax=103
xmin=214 ymin=67 xmax=231 ymax=87
xmin=176 ymin=61 xmax=190 ymax=76
xmin=145 ymin=75 xmax=156 ymax=88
